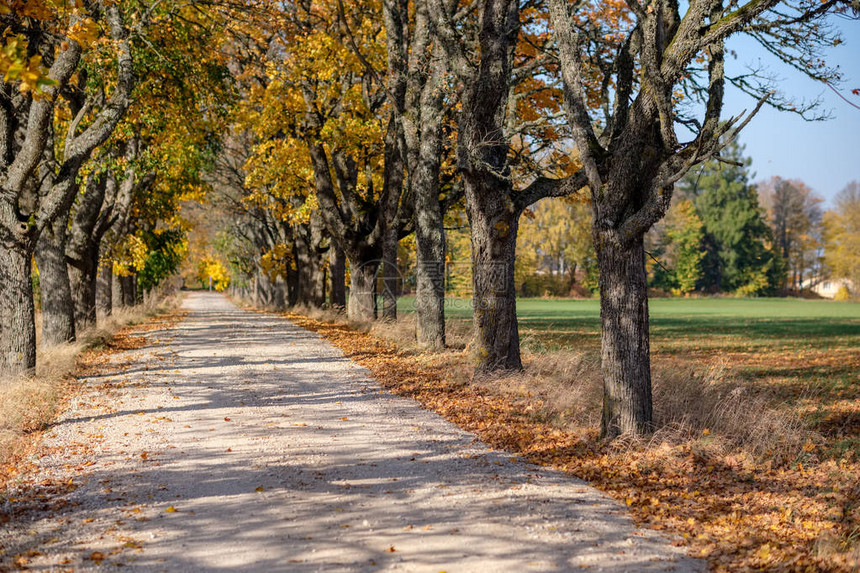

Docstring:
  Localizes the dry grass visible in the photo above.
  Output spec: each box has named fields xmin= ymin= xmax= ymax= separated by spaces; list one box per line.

xmin=285 ymin=308 xmax=859 ymax=570
xmin=269 ymin=303 xmax=821 ymax=472
xmin=288 ymin=306 xmax=818 ymax=467
xmin=650 ymin=361 xmax=814 ymax=464
xmin=0 ymin=295 xmax=182 ymax=483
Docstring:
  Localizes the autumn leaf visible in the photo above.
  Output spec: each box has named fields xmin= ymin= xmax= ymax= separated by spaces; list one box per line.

xmin=89 ymin=551 xmax=106 ymax=563
xmin=165 ymin=506 xmax=177 ymax=513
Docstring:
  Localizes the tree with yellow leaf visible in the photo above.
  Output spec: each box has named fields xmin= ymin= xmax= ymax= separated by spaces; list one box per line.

xmin=823 ymin=181 xmax=860 ymax=297
xmin=1 ymin=1 xmax=136 ymax=374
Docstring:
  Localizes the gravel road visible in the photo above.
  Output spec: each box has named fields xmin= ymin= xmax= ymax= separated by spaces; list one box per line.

xmin=1 ymin=293 xmax=703 ymax=572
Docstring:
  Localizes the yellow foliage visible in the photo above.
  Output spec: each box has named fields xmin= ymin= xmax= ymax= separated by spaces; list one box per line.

xmin=67 ymin=18 xmax=100 ymax=48
xmin=260 ymin=243 xmax=295 ymax=281
xmin=196 ymin=256 xmax=230 ymax=291
xmin=113 ymin=235 xmax=149 ymax=277
xmin=1 ymin=33 xmax=55 ymax=95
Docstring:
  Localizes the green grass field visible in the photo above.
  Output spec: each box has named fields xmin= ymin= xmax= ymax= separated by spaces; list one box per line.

xmin=397 ymin=296 xmax=860 ymax=410
xmin=398 ymin=296 xmax=860 ymax=351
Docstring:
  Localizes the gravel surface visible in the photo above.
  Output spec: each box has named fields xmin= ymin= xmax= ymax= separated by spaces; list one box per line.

xmin=1 ymin=293 xmax=703 ymax=572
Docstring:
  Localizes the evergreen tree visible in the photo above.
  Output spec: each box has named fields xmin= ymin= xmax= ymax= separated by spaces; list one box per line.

xmin=678 ymin=142 xmax=784 ymax=295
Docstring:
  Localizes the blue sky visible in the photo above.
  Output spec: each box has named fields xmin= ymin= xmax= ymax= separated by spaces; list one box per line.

xmin=723 ymin=15 xmax=860 ymax=207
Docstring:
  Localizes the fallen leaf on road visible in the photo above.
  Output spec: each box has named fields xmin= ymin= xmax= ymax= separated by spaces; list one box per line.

xmin=165 ymin=506 xmax=177 ymax=513
xmin=89 ymin=551 xmax=106 ymax=563
xmin=385 ymin=546 xmax=396 ymax=553
xmin=255 ymin=486 xmax=264 ymax=492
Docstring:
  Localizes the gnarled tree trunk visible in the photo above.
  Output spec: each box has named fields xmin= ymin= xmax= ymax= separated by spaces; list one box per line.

xmin=330 ymin=245 xmax=346 ymax=309
xmin=596 ymin=235 xmax=654 ymax=439
xmin=68 ymin=245 xmax=99 ymax=331
xmin=381 ymin=230 xmax=398 ymax=321
xmin=412 ymin=55 xmax=446 ymax=348
xmin=0 ymin=246 xmax=37 ymax=375
xmin=96 ymin=259 xmax=113 ymax=317
xmin=467 ymin=178 xmax=522 ymax=372
xmin=34 ymin=221 xmax=76 ymax=344
xmin=118 ymin=274 xmax=137 ymax=307
xmin=347 ymin=252 xmax=379 ymax=321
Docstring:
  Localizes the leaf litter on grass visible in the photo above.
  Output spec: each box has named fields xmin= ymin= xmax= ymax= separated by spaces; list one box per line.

xmin=288 ymin=312 xmax=860 ymax=572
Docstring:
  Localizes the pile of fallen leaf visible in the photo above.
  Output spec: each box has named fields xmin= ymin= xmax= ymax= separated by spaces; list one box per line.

xmin=288 ymin=312 xmax=860 ymax=572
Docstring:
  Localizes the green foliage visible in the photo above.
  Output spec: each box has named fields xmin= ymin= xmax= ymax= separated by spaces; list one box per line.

xmin=137 ymin=229 xmax=187 ymax=294
xmin=650 ymin=200 xmax=705 ymax=295
xmin=678 ymin=142 xmax=784 ymax=296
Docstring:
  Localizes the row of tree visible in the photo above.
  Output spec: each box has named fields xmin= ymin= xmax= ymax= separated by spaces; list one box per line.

xmin=1 ymin=1 xmax=235 ymax=377
xmin=201 ymin=0 xmax=853 ymax=439
xmin=4 ymin=0 xmax=852 ymax=440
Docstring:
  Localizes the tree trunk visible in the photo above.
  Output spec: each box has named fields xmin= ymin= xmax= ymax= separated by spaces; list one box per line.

xmin=0 ymin=246 xmax=37 ymax=375
xmin=34 ymin=223 xmax=76 ymax=345
xmin=467 ymin=179 xmax=522 ymax=372
xmin=255 ymin=270 xmax=274 ymax=307
xmin=286 ymin=257 xmax=300 ymax=307
xmin=295 ymin=233 xmax=326 ymax=307
xmin=347 ymin=254 xmax=378 ymax=321
xmin=596 ymin=236 xmax=654 ymax=439
xmin=97 ymin=259 xmax=113 ymax=317
xmin=412 ymin=63 xmax=446 ymax=348
xmin=272 ymin=275 xmax=287 ymax=310
xmin=68 ymin=244 xmax=99 ymax=332
xmin=311 ymin=253 xmax=327 ymax=307
xmin=119 ymin=274 xmax=137 ymax=307
xmin=381 ymin=230 xmax=398 ymax=321
xmin=330 ymin=245 xmax=346 ymax=309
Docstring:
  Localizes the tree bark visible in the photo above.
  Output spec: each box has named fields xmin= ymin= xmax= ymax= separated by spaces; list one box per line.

xmin=0 ymin=247 xmax=37 ymax=375
xmin=96 ymin=259 xmax=113 ymax=317
xmin=271 ymin=275 xmax=287 ymax=310
xmin=347 ymin=254 xmax=378 ymax=321
xmin=293 ymin=222 xmax=327 ymax=308
xmin=68 ymin=245 xmax=99 ymax=331
xmin=381 ymin=230 xmax=398 ymax=321
xmin=596 ymin=235 xmax=654 ymax=439
xmin=34 ymin=221 xmax=76 ymax=344
xmin=286 ymin=255 xmax=300 ymax=307
xmin=412 ymin=55 xmax=447 ymax=348
xmin=119 ymin=274 xmax=137 ymax=307
xmin=330 ymin=245 xmax=346 ymax=309
xmin=467 ymin=180 xmax=522 ymax=372
xmin=67 ymin=171 xmax=114 ymax=330
xmin=255 ymin=269 xmax=274 ymax=307
xmin=427 ymin=0 xmax=526 ymax=371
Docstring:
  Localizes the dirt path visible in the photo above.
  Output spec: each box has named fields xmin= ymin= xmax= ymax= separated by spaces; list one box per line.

xmin=1 ymin=293 xmax=702 ymax=572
